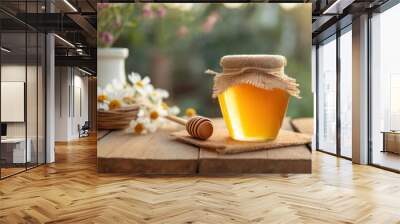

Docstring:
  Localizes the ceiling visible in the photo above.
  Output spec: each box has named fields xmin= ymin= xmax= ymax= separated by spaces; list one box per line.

xmin=0 ymin=0 xmax=97 ymax=74
xmin=312 ymin=0 xmax=390 ymax=43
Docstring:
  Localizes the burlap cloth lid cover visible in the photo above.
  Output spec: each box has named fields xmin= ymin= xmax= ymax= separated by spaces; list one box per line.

xmin=206 ymin=55 xmax=301 ymax=98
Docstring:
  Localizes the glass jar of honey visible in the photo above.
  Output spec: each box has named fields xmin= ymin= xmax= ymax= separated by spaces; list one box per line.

xmin=207 ymin=55 xmax=300 ymax=141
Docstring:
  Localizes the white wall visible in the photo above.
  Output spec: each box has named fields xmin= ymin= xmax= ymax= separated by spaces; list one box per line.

xmin=1 ymin=66 xmax=26 ymax=138
xmin=55 ymin=67 xmax=69 ymax=141
xmin=1 ymin=65 xmax=40 ymax=138
xmin=1 ymin=64 xmax=46 ymax=164
xmin=72 ymin=73 xmax=89 ymax=138
xmin=55 ymin=67 xmax=89 ymax=141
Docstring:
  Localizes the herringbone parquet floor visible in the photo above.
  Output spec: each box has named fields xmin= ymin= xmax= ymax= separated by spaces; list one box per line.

xmin=1 ymin=135 xmax=400 ymax=224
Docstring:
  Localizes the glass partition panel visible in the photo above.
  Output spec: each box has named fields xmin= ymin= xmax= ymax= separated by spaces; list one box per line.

xmin=371 ymin=4 xmax=400 ymax=171
xmin=1 ymin=31 xmax=27 ymax=177
xmin=0 ymin=0 xmax=46 ymax=179
xmin=317 ymin=37 xmax=337 ymax=154
xmin=339 ymin=29 xmax=352 ymax=158
xmin=26 ymin=0 xmax=44 ymax=169
xmin=27 ymin=31 xmax=38 ymax=169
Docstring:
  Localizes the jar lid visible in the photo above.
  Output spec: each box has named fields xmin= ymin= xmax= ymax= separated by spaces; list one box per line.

xmin=206 ymin=54 xmax=300 ymax=98
xmin=220 ymin=55 xmax=286 ymax=70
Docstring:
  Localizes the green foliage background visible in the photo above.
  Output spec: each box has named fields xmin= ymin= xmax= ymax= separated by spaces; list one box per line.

xmin=109 ymin=3 xmax=312 ymax=118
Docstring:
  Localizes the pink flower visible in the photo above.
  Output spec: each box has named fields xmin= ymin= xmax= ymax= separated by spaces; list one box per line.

xmin=177 ymin=25 xmax=188 ymax=38
xmin=97 ymin=3 xmax=110 ymax=10
xmin=202 ymin=12 xmax=219 ymax=33
xmin=143 ymin=4 xmax=153 ymax=18
xmin=100 ymin=32 xmax=114 ymax=45
xmin=157 ymin=6 xmax=167 ymax=18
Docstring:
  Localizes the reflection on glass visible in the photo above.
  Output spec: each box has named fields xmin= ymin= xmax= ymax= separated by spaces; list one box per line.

xmin=1 ymin=32 xmax=27 ymax=177
xmin=371 ymin=4 xmax=400 ymax=171
xmin=0 ymin=1 xmax=47 ymax=179
xmin=317 ymin=37 xmax=337 ymax=154
xmin=340 ymin=29 xmax=352 ymax=158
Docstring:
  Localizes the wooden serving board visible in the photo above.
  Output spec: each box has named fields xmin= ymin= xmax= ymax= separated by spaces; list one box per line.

xmin=97 ymin=130 xmax=111 ymax=140
xmin=290 ymin=118 xmax=314 ymax=135
xmin=97 ymin=118 xmax=311 ymax=175
xmin=198 ymin=118 xmax=311 ymax=174
xmin=290 ymin=117 xmax=314 ymax=150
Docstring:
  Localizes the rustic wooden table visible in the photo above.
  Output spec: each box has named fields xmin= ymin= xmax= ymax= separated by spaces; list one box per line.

xmin=97 ymin=118 xmax=312 ymax=175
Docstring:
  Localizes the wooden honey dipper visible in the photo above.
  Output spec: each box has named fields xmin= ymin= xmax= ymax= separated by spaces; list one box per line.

xmin=165 ymin=115 xmax=214 ymax=140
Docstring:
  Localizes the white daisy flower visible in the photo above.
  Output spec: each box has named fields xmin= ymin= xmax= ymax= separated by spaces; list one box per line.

xmin=122 ymin=85 xmax=137 ymax=105
xmin=106 ymin=79 xmax=124 ymax=92
xmin=127 ymin=116 xmax=151 ymax=135
xmin=146 ymin=121 xmax=159 ymax=133
xmin=99 ymin=71 xmax=183 ymax=134
xmin=155 ymin=88 xmax=169 ymax=98
xmin=128 ymin=72 xmax=141 ymax=84
xmin=97 ymin=87 xmax=110 ymax=110
xmin=148 ymin=104 xmax=167 ymax=122
xmin=136 ymin=107 xmax=147 ymax=119
xmin=138 ymin=83 xmax=154 ymax=97
xmin=128 ymin=72 xmax=152 ymax=95
xmin=97 ymin=102 xmax=109 ymax=111
xmin=149 ymin=88 xmax=169 ymax=104
xmin=103 ymin=80 xmax=134 ymax=110
xmin=183 ymin=107 xmax=197 ymax=119
xmin=168 ymin=105 xmax=180 ymax=116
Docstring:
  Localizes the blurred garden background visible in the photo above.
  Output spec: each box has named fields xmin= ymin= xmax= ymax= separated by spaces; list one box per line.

xmin=98 ymin=3 xmax=312 ymax=118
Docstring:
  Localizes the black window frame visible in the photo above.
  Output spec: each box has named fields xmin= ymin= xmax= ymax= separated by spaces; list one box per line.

xmin=314 ymin=21 xmax=352 ymax=161
xmin=0 ymin=0 xmax=47 ymax=180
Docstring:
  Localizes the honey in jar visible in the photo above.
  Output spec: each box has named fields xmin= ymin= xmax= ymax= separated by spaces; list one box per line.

xmin=207 ymin=55 xmax=300 ymax=141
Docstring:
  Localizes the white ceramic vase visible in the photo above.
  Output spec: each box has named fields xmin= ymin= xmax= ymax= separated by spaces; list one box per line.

xmin=97 ymin=48 xmax=129 ymax=88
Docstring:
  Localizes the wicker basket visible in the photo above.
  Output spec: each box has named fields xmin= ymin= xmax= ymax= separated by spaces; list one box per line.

xmin=97 ymin=105 xmax=140 ymax=130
